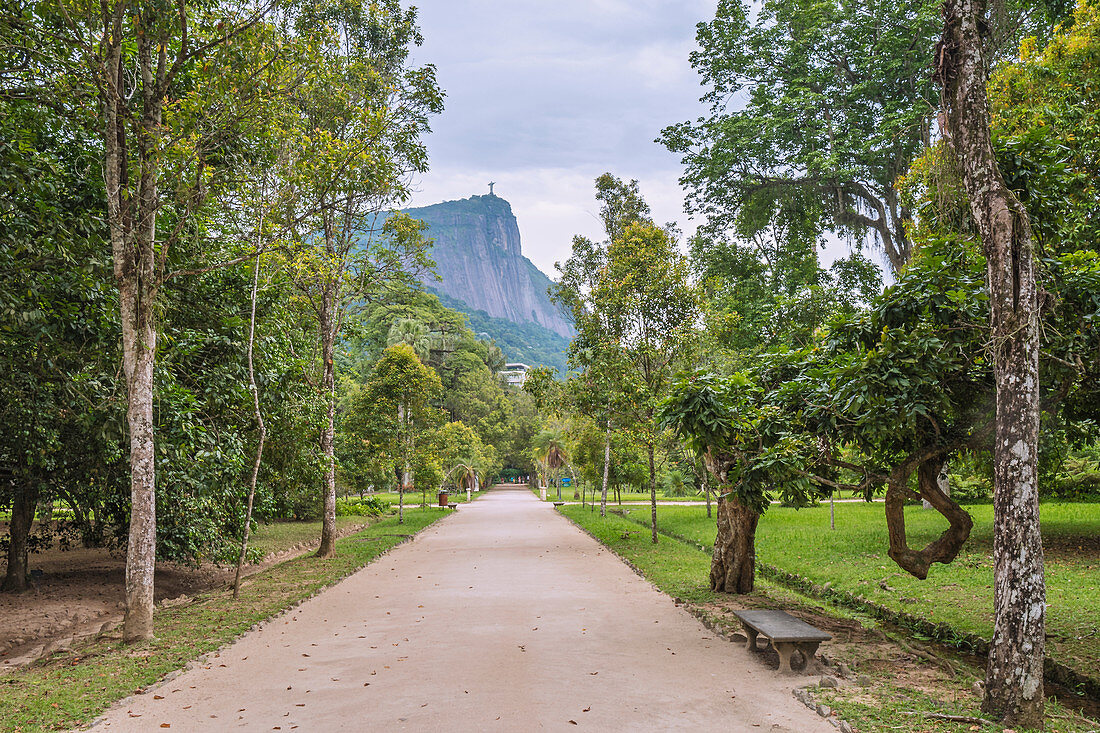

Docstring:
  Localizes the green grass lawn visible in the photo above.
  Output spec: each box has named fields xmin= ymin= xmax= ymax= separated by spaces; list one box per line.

xmin=531 ymin=486 xmax=709 ymax=503
xmin=0 ymin=509 xmax=445 ymax=732
xmin=355 ymin=489 xmax=475 ymax=506
xmin=609 ymin=500 xmax=1100 ymax=686
xmin=559 ymin=504 xmax=1099 ymax=733
xmin=248 ymin=515 xmax=378 ymax=557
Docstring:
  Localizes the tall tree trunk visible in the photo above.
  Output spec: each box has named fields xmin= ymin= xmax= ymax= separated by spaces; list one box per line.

xmin=2 ymin=482 xmax=40 ymax=592
xmin=101 ymin=10 xmax=165 ymax=643
xmin=599 ymin=418 xmax=611 ymax=517
xmin=710 ymin=494 xmax=758 ymax=593
xmin=937 ymin=2 xmax=1045 ymax=724
xmin=316 ymin=300 xmax=338 ymax=559
xmin=234 ymin=254 xmax=267 ymax=598
xmin=648 ymin=442 xmax=657 ymax=544
xmin=120 ymin=270 xmax=158 ymax=642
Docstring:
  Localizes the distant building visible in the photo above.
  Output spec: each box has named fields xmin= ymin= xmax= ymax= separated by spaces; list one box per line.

xmin=500 ymin=362 xmax=530 ymax=388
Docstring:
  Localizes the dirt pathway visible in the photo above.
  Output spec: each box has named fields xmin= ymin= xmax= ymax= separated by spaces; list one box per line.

xmin=87 ymin=485 xmax=834 ymax=732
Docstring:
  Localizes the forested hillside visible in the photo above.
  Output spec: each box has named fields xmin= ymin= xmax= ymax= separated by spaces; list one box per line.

xmin=432 ymin=291 xmax=570 ymax=375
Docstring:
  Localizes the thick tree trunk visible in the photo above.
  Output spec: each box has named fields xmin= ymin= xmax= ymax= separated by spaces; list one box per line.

xmin=710 ymin=494 xmax=758 ymax=593
xmin=316 ymin=303 xmax=338 ymax=559
xmin=599 ymin=419 xmax=611 ymax=517
xmin=2 ymin=482 xmax=40 ymax=592
xmin=885 ymin=454 xmax=973 ymax=579
xmin=937 ymin=2 xmax=1045 ymax=724
xmin=648 ymin=442 xmax=657 ymax=544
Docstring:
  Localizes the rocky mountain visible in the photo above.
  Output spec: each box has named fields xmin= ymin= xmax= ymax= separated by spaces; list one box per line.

xmin=407 ymin=194 xmax=574 ymax=340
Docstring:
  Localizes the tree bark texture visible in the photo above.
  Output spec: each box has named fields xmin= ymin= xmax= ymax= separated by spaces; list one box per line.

xmin=316 ymin=301 xmax=338 ymax=559
xmin=710 ymin=494 xmax=758 ymax=594
xmin=885 ymin=454 xmax=973 ymax=580
xmin=937 ymin=1 xmax=1045 ymax=724
xmin=101 ymin=13 xmax=165 ymax=641
xmin=647 ymin=442 xmax=658 ymax=544
xmin=2 ymin=483 xmax=40 ymax=592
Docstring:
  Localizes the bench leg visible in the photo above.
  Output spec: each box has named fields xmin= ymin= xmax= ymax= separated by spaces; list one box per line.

xmin=744 ymin=628 xmax=759 ymax=651
xmin=798 ymin=641 xmax=822 ymax=670
xmin=774 ymin=642 xmax=796 ymax=674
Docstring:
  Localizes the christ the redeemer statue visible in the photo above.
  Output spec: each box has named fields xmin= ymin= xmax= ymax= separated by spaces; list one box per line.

xmin=488 ymin=181 xmax=496 ymax=195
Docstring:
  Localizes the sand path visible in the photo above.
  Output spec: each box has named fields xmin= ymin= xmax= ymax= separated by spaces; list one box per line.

xmin=88 ymin=484 xmax=834 ymax=732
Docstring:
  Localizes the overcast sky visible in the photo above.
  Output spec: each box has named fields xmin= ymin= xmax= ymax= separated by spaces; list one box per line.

xmin=404 ymin=0 xmax=719 ymax=278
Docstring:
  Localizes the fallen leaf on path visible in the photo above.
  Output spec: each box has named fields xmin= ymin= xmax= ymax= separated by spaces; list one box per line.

xmin=153 ymin=695 xmax=164 ymax=700
xmin=159 ymin=724 xmax=170 ymax=728
xmin=568 ymin=720 xmax=577 ymax=725
xmin=582 ymin=707 xmax=591 ymax=712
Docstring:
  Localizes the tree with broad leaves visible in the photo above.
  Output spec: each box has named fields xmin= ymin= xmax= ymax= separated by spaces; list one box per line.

xmin=278 ymin=0 xmax=442 ymax=558
xmin=344 ymin=344 xmax=443 ymax=524
xmin=661 ymin=0 xmax=942 ymax=274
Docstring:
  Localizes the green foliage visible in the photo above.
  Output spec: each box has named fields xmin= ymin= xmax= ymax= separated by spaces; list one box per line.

xmin=431 ymin=290 xmax=570 ymax=375
xmin=335 ymin=496 xmax=390 ymax=516
xmin=662 ymin=0 xmax=942 ymax=272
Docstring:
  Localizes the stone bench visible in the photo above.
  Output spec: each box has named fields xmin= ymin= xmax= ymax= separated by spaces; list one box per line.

xmin=732 ymin=609 xmax=831 ymax=674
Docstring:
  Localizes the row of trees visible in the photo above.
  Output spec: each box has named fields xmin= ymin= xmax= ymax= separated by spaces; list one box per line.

xmin=0 ymin=0 xmax=452 ymax=641
xmin=527 ymin=1 xmax=1098 ymax=728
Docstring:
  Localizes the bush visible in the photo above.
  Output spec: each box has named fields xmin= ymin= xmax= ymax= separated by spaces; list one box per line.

xmin=335 ymin=496 xmax=390 ymax=517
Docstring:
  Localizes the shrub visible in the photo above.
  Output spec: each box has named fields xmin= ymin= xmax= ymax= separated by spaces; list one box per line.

xmin=335 ymin=496 xmax=390 ymax=517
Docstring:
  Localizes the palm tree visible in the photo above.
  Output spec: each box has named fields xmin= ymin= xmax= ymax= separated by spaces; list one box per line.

xmin=533 ymin=426 xmax=567 ymax=500
xmin=387 ymin=318 xmax=431 ymax=361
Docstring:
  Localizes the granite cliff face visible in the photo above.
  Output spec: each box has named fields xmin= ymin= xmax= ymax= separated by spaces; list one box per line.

xmin=407 ymin=194 xmax=573 ymax=339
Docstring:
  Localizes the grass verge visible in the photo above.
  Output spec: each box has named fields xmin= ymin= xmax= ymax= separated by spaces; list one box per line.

xmin=558 ymin=504 xmax=1099 ymax=733
xmin=0 ymin=508 xmax=446 ymax=732
xmin=609 ymin=501 xmax=1100 ymax=694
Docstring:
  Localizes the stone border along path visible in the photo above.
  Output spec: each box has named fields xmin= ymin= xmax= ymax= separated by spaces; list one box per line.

xmin=87 ymin=485 xmax=837 ymax=732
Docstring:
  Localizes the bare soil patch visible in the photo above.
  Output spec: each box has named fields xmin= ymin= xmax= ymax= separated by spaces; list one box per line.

xmin=0 ymin=519 xmax=368 ymax=668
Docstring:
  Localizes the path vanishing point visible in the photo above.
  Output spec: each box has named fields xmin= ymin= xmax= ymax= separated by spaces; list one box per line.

xmin=88 ymin=485 xmax=836 ymax=732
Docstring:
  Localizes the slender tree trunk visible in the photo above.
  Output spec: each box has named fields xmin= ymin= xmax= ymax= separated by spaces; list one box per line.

xmin=100 ymin=15 xmax=167 ymax=642
xmin=705 ymin=485 xmax=712 ymax=519
xmin=710 ymin=494 xmax=759 ymax=593
xmin=2 ymin=482 xmax=40 ymax=592
xmin=234 ymin=254 xmax=267 ymax=598
xmin=316 ymin=300 xmax=338 ymax=559
xmin=400 ymin=461 xmax=408 ymax=524
xmin=648 ymin=442 xmax=657 ymax=544
xmin=937 ymin=3 xmax=1044 ymax=723
xmin=120 ymin=274 xmax=158 ymax=641
xmin=599 ymin=419 xmax=611 ymax=517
